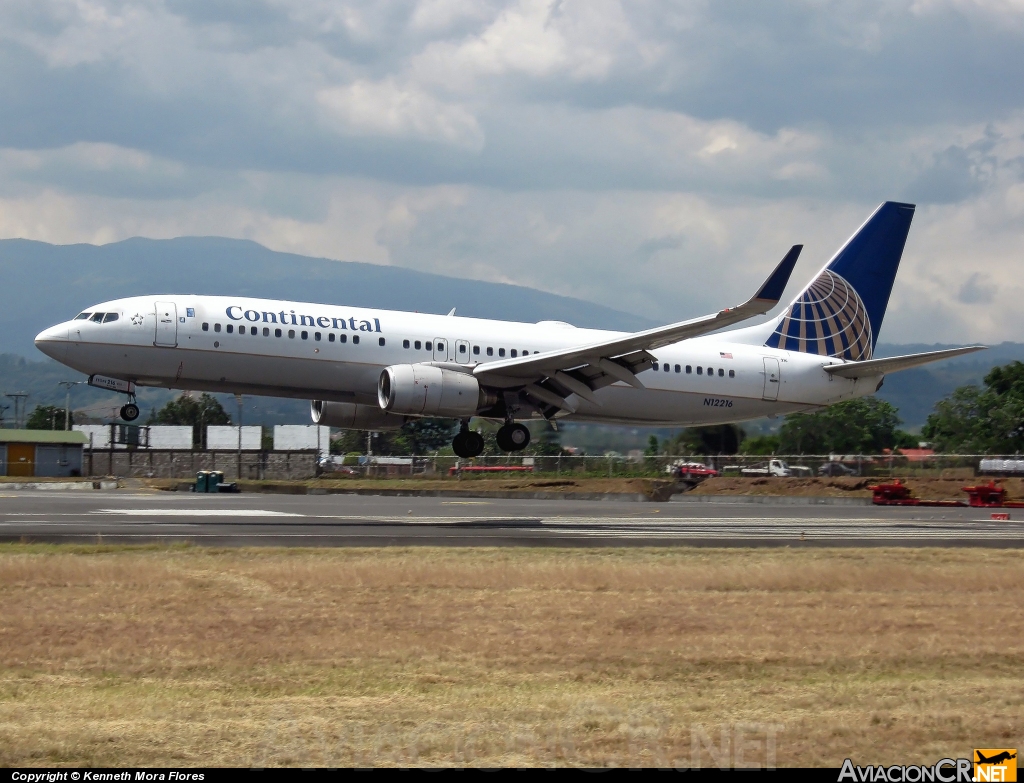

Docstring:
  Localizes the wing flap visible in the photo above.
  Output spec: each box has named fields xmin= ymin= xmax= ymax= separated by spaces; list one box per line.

xmin=823 ymin=346 xmax=987 ymax=378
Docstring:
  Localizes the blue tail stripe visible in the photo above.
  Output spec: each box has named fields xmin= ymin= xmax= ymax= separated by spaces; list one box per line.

xmin=824 ymin=201 xmax=915 ymax=349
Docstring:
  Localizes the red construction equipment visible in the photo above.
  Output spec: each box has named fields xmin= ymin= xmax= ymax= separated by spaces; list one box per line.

xmin=961 ymin=480 xmax=1024 ymax=508
xmin=870 ymin=478 xmax=1024 ymax=509
xmin=869 ymin=480 xmax=965 ymax=507
xmin=448 ymin=465 xmax=534 ymax=476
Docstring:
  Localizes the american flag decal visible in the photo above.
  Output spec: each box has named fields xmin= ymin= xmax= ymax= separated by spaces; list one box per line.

xmin=720 ymin=352 xmax=733 ymax=359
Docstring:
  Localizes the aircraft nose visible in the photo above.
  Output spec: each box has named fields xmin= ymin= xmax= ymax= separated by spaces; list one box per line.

xmin=34 ymin=324 xmax=69 ymax=362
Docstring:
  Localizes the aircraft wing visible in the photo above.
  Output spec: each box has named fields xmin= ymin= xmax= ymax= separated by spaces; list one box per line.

xmin=472 ymin=245 xmax=802 ymax=409
xmin=823 ymin=346 xmax=987 ymax=379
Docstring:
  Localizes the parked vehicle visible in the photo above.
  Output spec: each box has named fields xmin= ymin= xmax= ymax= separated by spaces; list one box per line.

xmin=818 ymin=461 xmax=858 ymax=477
xmin=740 ymin=459 xmax=793 ymax=477
xmin=665 ymin=461 xmax=719 ymax=480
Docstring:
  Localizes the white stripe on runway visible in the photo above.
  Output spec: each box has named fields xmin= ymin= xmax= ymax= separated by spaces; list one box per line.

xmin=93 ymin=509 xmax=302 ymax=517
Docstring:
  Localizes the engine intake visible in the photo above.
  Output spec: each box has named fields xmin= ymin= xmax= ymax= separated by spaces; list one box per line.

xmin=378 ymin=364 xmax=495 ymax=417
xmin=310 ymin=400 xmax=407 ymax=430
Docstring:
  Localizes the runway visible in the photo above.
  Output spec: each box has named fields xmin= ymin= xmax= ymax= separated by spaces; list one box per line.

xmin=1 ymin=489 xmax=1023 ymax=547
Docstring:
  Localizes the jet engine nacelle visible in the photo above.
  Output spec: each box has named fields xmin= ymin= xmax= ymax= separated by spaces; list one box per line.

xmin=310 ymin=400 xmax=407 ymax=430
xmin=378 ymin=364 xmax=496 ymax=417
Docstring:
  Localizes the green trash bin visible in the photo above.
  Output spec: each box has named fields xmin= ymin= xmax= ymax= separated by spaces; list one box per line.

xmin=195 ymin=471 xmax=210 ymax=493
xmin=209 ymin=471 xmax=224 ymax=492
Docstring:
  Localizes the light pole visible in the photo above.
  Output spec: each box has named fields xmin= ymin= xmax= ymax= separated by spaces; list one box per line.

xmin=58 ymin=381 xmax=86 ymax=431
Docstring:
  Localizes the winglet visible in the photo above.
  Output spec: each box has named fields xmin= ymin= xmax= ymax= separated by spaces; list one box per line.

xmin=752 ymin=245 xmax=802 ymax=304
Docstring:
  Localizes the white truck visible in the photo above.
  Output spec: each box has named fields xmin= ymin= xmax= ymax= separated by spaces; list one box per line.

xmin=740 ymin=459 xmax=793 ymax=477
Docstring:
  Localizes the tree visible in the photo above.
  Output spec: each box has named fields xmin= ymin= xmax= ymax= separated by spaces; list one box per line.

xmin=923 ymin=361 xmax=1024 ymax=453
xmin=740 ymin=434 xmax=780 ymax=455
xmin=150 ymin=393 xmax=230 ymax=448
xmin=665 ymin=425 xmax=744 ymax=455
xmin=26 ymin=404 xmax=72 ymax=430
xmin=401 ymin=418 xmax=457 ymax=454
xmin=778 ymin=398 xmax=910 ymax=454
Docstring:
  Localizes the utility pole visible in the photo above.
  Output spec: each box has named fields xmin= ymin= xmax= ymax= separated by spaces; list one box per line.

xmin=58 ymin=381 xmax=84 ymax=431
xmin=5 ymin=393 xmax=27 ymax=429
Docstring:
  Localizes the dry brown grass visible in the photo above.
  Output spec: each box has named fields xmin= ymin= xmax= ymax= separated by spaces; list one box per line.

xmin=1 ymin=545 xmax=1022 ymax=767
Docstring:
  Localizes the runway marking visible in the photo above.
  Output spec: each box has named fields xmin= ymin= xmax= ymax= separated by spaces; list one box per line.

xmin=93 ymin=509 xmax=303 ymax=517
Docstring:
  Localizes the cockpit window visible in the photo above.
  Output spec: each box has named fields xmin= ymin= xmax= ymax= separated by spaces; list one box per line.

xmin=75 ymin=313 xmax=91 ymax=320
xmin=102 ymin=313 xmax=118 ymax=323
xmin=89 ymin=313 xmax=105 ymax=323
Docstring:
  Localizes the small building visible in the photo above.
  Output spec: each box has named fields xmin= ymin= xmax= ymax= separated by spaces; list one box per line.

xmin=0 ymin=430 xmax=88 ymax=477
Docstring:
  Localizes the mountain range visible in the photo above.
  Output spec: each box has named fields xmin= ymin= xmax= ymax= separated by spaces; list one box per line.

xmin=0 ymin=236 xmax=1014 ymax=431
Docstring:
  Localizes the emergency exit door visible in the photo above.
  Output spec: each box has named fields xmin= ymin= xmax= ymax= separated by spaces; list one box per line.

xmin=762 ymin=357 xmax=781 ymax=401
xmin=155 ymin=301 xmax=178 ymax=347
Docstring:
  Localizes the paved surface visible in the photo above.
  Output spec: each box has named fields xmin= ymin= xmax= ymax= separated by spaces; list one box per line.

xmin=1 ymin=489 xmax=1022 ymax=547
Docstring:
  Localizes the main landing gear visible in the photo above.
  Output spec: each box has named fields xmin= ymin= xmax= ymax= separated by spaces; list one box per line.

xmin=452 ymin=423 xmax=485 ymax=459
xmin=496 ymin=422 xmax=530 ymax=452
xmin=450 ymin=421 xmax=532 ymax=457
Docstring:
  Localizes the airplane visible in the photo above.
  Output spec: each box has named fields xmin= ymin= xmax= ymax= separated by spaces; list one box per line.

xmin=34 ymin=201 xmax=985 ymax=458
xmin=976 ymin=752 xmax=1016 ymax=765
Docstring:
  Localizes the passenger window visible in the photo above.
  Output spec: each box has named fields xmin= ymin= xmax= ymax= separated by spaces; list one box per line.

xmin=340 ymin=334 xmax=348 ymax=343
xmin=313 ymin=332 xmax=320 ymax=341
xmin=202 ymin=323 xmax=209 ymax=332
xmin=707 ymin=367 xmax=712 ymax=375
xmin=263 ymin=327 xmax=270 ymax=336
xmin=486 ymin=347 xmax=493 ymax=356
xmin=437 ymin=341 xmax=445 ymax=351
xmin=301 ymin=331 xmax=308 ymax=340
xmin=459 ymin=344 xmax=466 ymax=354
xmin=288 ymin=330 xmax=295 ymax=338
xmin=729 ymin=369 xmax=735 ymax=378
xmin=425 ymin=341 xmax=432 ymax=351
xmin=90 ymin=313 xmax=105 ymax=323
xmin=275 ymin=328 xmax=282 ymax=337
xmin=379 ymin=337 xmax=386 ymax=346
xmin=226 ymin=324 xmax=234 ymax=333
xmin=653 ymin=363 xmax=658 ymax=371
xmin=473 ymin=346 xmax=480 ymax=355
xmin=686 ymin=365 xmax=692 ymax=373
xmin=718 ymin=368 xmax=724 ymax=377
xmin=674 ymin=365 xmax=680 ymax=373
xmin=414 ymin=340 xmax=421 ymax=350
xmin=663 ymin=363 xmax=669 ymax=372
xmin=353 ymin=335 xmax=359 ymax=344
xmin=214 ymin=323 xmax=222 ymax=333
xmin=510 ymin=349 xmax=517 ymax=357
xmin=103 ymin=313 xmax=118 ymax=323
xmin=329 ymin=333 xmax=335 ymax=342
xmin=403 ymin=340 xmax=410 ymax=348
xmin=498 ymin=348 xmax=505 ymax=357
xmin=75 ymin=313 xmax=91 ymax=320
xmin=696 ymin=367 xmax=702 ymax=375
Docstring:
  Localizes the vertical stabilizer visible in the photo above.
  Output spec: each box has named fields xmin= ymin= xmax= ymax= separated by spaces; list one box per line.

xmin=764 ymin=201 xmax=915 ymax=360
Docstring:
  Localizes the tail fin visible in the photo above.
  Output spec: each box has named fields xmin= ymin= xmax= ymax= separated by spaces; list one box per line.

xmin=764 ymin=201 xmax=915 ymax=360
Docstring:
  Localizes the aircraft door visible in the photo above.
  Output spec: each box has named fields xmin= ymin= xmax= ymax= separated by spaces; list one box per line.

xmin=154 ymin=302 xmax=178 ymax=347
xmin=455 ymin=340 xmax=471 ymax=364
xmin=762 ymin=357 xmax=781 ymax=401
xmin=433 ymin=337 xmax=449 ymax=362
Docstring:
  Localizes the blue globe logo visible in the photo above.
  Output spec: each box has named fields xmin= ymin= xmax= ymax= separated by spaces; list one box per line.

xmin=766 ymin=270 xmax=872 ymax=360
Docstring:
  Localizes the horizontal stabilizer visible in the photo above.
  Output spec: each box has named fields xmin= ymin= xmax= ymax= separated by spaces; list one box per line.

xmin=823 ymin=346 xmax=987 ymax=378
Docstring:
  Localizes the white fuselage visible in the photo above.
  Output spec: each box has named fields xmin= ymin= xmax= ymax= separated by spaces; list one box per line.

xmin=34 ymin=295 xmax=882 ymax=426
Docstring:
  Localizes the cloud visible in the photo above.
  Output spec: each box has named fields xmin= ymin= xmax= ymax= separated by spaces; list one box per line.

xmin=0 ymin=0 xmax=1022 ymax=342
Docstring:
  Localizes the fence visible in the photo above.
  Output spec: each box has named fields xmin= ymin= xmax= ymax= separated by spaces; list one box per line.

xmin=86 ymin=449 xmax=318 ymax=480
xmin=323 ymin=453 xmax=1024 ymax=480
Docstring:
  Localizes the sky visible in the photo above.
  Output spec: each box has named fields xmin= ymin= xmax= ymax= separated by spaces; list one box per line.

xmin=1 ymin=0 xmax=1023 ymax=344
